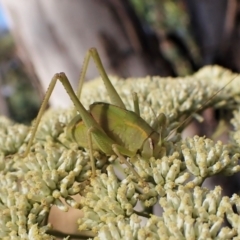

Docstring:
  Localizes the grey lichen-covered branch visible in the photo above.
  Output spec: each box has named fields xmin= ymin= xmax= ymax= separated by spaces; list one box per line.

xmin=1 ymin=65 xmax=240 ymax=239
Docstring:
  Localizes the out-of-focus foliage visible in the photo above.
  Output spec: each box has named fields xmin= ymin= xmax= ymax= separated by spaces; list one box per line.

xmin=131 ymin=0 xmax=188 ymax=30
xmin=0 ymin=1 xmax=204 ymax=123
xmin=130 ymin=0 xmax=200 ymax=75
xmin=0 ymin=32 xmax=40 ymax=124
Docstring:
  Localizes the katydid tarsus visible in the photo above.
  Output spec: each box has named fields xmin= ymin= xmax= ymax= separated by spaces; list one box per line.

xmin=25 ymin=48 xmax=237 ymax=181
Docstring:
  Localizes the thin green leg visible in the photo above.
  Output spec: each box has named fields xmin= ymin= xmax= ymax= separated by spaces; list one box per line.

xmin=76 ymin=48 xmax=126 ymax=109
xmin=87 ymin=127 xmax=96 ymax=176
xmin=132 ymin=92 xmax=140 ymax=116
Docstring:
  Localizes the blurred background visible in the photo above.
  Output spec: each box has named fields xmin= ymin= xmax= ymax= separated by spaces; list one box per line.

xmin=1 ymin=0 xmax=239 ymax=235
xmin=0 ymin=0 xmax=238 ymax=124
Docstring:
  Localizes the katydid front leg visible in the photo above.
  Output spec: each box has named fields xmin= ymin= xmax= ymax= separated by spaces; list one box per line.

xmin=87 ymin=124 xmax=141 ymax=178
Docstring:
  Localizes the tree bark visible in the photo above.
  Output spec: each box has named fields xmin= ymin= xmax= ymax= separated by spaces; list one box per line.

xmin=1 ymin=0 xmax=175 ymax=108
xmin=184 ymin=0 xmax=240 ymax=73
xmin=0 ymin=84 xmax=9 ymax=117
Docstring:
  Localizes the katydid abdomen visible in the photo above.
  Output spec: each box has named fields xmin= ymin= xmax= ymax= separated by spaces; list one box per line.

xmin=91 ymin=102 xmax=155 ymax=151
xmin=68 ymin=102 xmax=161 ymax=159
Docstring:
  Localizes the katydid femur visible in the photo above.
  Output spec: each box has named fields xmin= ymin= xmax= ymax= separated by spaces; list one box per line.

xmin=24 ymin=48 xmax=168 ymax=180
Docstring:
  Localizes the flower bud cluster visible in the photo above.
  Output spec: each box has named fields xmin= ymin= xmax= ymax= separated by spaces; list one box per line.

xmin=95 ymin=214 xmax=141 ymax=240
xmin=0 ymin=65 xmax=239 ymax=238
xmin=157 ymin=186 xmax=237 ymax=239
xmin=0 ymin=173 xmax=52 ymax=239
xmin=0 ymin=116 xmax=29 ymax=155
xmin=230 ymin=110 xmax=240 ymax=153
xmin=78 ymin=166 xmax=139 ymax=232
xmin=229 ymin=194 xmax=240 ymax=236
xmin=20 ymin=146 xmax=93 ymax=208
xmin=181 ymin=136 xmax=240 ymax=187
xmin=0 ymin=115 xmax=14 ymax=126
xmin=33 ymin=108 xmax=75 ymax=143
xmin=131 ymin=153 xmax=189 ymax=202
xmin=93 ymin=186 xmax=239 ymax=240
xmin=194 ymin=65 xmax=240 ymax=112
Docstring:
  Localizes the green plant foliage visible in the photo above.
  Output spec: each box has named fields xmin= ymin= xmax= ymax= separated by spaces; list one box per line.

xmin=130 ymin=0 xmax=197 ymax=76
xmin=0 ymin=32 xmax=41 ymax=124
xmin=0 ymin=66 xmax=240 ymax=239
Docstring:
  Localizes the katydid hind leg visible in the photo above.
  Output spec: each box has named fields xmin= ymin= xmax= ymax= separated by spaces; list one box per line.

xmin=76 ymin=48 xmax=125 ymax=109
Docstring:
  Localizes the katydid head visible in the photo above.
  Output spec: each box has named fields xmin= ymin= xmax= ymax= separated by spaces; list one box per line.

xmin=140 ymin=112 xmax=179 ymax=159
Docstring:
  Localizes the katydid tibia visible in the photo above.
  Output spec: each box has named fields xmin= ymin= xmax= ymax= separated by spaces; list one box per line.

xmin=25 ymin=48 xmax=166 ymax=180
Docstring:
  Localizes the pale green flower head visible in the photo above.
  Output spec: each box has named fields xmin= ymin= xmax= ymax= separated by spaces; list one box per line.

xmin=0 ymin=65 xmax=240 ymax=239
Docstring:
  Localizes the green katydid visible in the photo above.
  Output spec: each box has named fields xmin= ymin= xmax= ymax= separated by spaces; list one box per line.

xmin=24 ymin=48 xmax=236 ymax=180
xmin=24 ymin=48 xmax=168 ymax=180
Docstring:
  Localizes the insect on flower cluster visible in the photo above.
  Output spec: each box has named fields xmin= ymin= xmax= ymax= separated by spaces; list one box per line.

xmin=1 ymin=48 xmax=240 ymax=239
